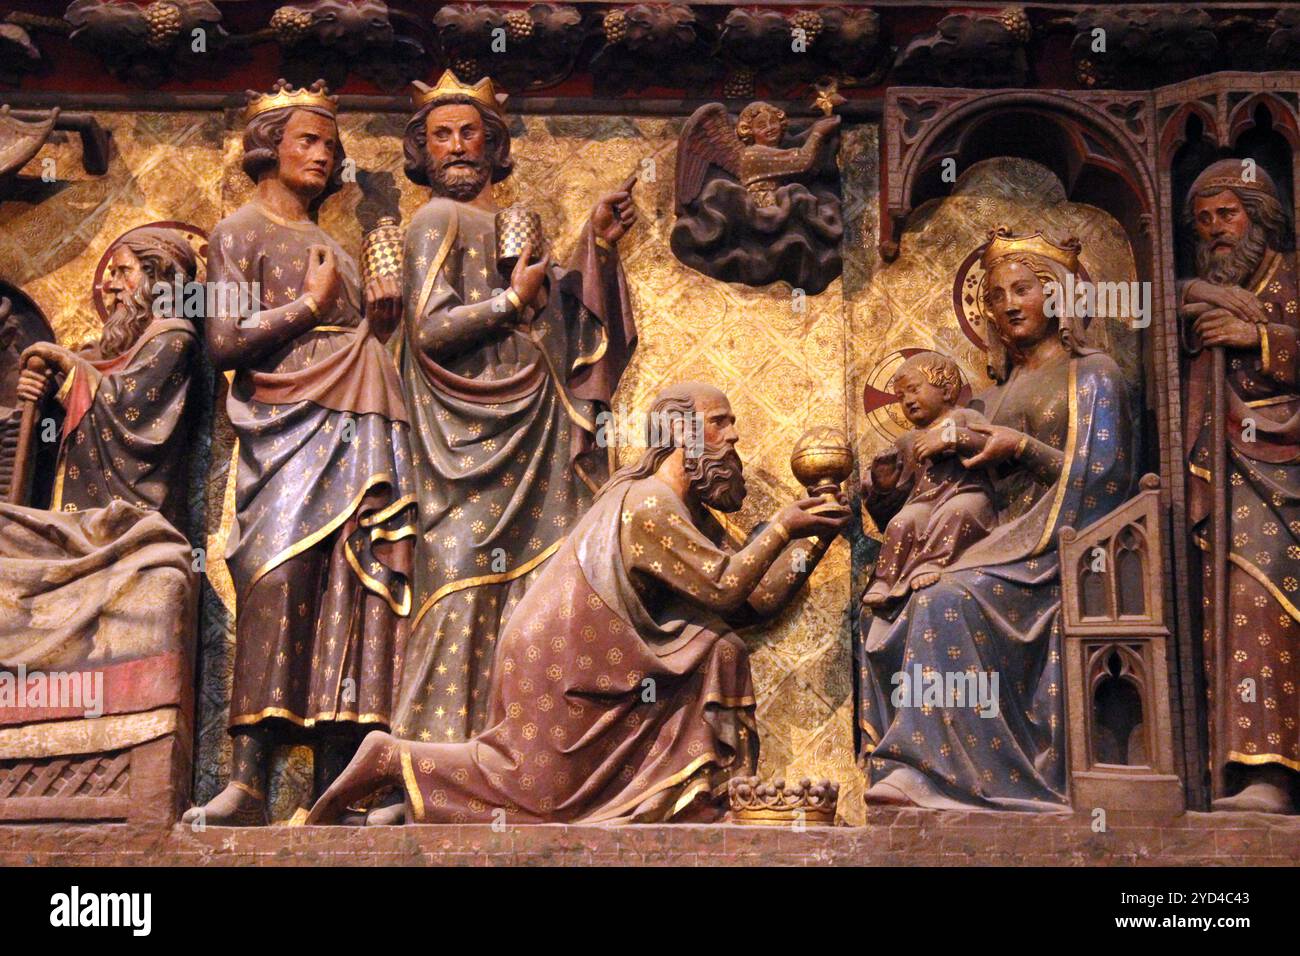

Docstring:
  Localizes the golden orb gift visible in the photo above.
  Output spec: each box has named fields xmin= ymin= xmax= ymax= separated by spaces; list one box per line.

xmin=790 ymin=425 xmax=854 ymax=498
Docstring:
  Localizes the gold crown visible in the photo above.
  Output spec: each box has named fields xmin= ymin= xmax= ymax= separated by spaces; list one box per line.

xmin=728 ymin=776 xmax=839 ymax=827
xmin=411 ymin=70 xmax=506 ymax=117
xmin=243 ymin=80 xmax=338 ymax=124
xmin=981 ymin=227 xmax=1081 ymax=273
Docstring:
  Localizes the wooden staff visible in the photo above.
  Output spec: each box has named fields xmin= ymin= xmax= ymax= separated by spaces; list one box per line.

xmin=8 ymin=354 xmax=46 ymax=506
xmin=1210 ymin=345 xmax=1229 ymax=800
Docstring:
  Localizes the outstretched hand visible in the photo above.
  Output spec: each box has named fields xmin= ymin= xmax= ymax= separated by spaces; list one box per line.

xmin=591 ymin=173 xmax=638 ymax=246
xmin=777 ymin=495 xmax=852 ymax=539
xmin=863 ymin=450 xmax=901 ymax=494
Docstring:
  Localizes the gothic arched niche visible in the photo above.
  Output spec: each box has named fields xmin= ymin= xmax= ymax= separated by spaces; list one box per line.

xmin=884 ymin=90 xmax=1156 ymax=273
xmin=877 ymin=89 xmax=1164 ymax=504
xmin=1170 ymin=98 xmax=1297 ymax=278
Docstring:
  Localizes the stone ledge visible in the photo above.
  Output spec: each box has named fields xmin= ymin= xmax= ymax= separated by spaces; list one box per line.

xmin=0 ymin=808 xmax=1294 ymax=866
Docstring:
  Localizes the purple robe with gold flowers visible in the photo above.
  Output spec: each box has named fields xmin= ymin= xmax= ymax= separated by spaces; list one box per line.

xmin=207 ymin=202 xmax=416 ymax=735
xmin=1186 ymin=248 xmax=1300 ymax=775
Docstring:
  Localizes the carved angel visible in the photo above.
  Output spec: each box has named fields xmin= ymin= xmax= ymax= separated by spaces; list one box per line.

xmin=671 ymin=102 xmax=843 ymax=294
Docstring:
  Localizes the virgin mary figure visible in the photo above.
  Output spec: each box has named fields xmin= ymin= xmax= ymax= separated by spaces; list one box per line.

xmin=857 ymin=228 xmax=1137 ymax=811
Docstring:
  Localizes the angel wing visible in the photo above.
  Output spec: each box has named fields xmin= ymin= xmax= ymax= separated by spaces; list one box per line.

xmin=674 ymin=103 xmax=743 ymax=213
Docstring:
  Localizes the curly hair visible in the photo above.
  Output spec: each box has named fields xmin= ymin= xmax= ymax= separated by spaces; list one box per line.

xmin=735 ymin=102 xmax=785 ymax=146
xmin=402 ymin=97 xmax=514 ymax=187
xmin=889 ymin=352 xmax=962 ymax=404
xmin=240 ymin=106 xmax=348 ymax=208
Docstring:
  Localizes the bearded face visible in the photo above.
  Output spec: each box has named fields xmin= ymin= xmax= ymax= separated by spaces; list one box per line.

xmin=424 ymin=103 xmax=493 ymax=203
xmin=98 ymin=246 xmax=156 ymax=360
xmin=428 ymin=152 xmax=492 ymax=202
xmin=1192 ymin=188 xmax=1269 ymax=287
xmin=683 ymin=440 xmax=747 ymax=513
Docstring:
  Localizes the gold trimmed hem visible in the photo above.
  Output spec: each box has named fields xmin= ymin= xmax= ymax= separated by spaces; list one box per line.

xmin=50 ymin=456 xmax=67 ymax=512
xmin=573 ymin=457 xmax=601 ymax=495
xmin=1227 ymin=750 xmax=1300 ymax=772
xmin=1244 ymin=393 xmax=1297 ymax=408
xmin=401 ymin=745 xmax=426 ymax=822
xmin=48 ymin=365 xmax=81 ymax=512
xmin=244 ymin=471 xmax=396 ymax=598
xmin=370 ymin=523 xmax=417 ymax=543
xmin=1189 ymin=462 xmax=1212 ymax=481
xmin=231 ymin=779 xmax=265 ymax=800
xmin=670 ymin=775 xmax=712 ymax=817
xmin=1034 ymin=359 xmax=1079 ymax=556
xmin=1261 ymin=324 xmax=1272 ymax=372
xmin=412 ymin=209 xmax=460 ymax=321
xmin=54 ymin=362 xmax=78 ymax=404
xmin=344 ymin=533 xmax=413 ymax=617
xmin=579 ymin=751 xmax=720 ymax=825
xmin=1250 ymin=250 xmax=1282 ymax=298
xmin=570 ymin=323 xmax=608 ymax=375
xmin=361 ymin=493 xmax=416 ymax=528
xmin=228 ymin=707 xmax=390 ymax=728
xmin=211 ymin=423 xmax=241 ymax=616
xmin=1194 ymin=535 xmax=1300 ymax=623
xmin=534 ymin=336 xmax=596 ymax=434
xmin=859 ymin=715 xmax=882 ymax=745
xmin=411 ymin=538 xmax=562 ymax=630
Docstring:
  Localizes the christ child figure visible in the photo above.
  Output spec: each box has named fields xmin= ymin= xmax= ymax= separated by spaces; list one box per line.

xmin=861 ymin=353 xmax=998 ymax=608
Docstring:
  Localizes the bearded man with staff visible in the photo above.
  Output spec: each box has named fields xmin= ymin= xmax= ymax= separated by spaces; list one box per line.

xmin=1180 ymin=158 xmax=1300 ymax=813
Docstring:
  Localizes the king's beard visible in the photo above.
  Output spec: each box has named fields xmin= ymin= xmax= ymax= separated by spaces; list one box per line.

xmin=1195 ymin=219 xmax=1269 ymax=287
xmin=99 ymin=284 xmax=154 ymax=360
xmin=684 ymin=442 xmax=747 ymax=513
xmin=427 ymin=154 xmax=492 ymax=203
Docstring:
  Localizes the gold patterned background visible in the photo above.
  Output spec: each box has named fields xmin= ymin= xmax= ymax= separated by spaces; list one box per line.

xmin=0 ymin=109 xmax=1138 ymax=826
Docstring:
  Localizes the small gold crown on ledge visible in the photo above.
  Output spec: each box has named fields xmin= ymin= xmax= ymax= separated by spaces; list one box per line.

xmin=411 ymin=70 xmax=508 ymax=117
xmin=728 ymin=776 xmax=839 ymax=826
xmin=243 ymin=79 xmax=338 ymax=123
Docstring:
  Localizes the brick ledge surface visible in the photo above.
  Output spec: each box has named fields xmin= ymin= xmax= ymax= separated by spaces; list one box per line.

xmin=1 ymin=808 xmax=1296 ymax=866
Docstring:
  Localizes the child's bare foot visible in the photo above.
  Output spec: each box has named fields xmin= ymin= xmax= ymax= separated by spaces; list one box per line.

xmin=861 ymin=590 xmax=888 ymax=609
xmin=910 ymin=571 xmax=941 ymax=590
